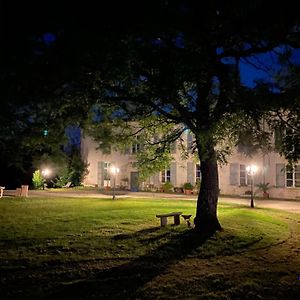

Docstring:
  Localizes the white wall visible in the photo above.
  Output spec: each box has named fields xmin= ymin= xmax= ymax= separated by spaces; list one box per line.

xmin=81 ymin=134 xmax=300 ymax=199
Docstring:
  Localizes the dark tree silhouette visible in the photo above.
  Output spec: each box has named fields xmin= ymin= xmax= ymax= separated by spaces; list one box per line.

xmin=1 ymin=1 xmax=300 ymax=235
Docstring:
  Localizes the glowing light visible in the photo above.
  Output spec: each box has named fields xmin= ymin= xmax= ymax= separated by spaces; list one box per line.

xmin=246 ymin=165 xmax=258 ymax=176
xmin=110 ymin=166 xmax=120 ymax=175
xmin=42 ymin=168 xmax=51 ymax=177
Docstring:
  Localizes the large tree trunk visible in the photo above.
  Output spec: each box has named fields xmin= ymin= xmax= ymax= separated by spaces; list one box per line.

xmin=194 ymin=144 xmax=222 ymax=237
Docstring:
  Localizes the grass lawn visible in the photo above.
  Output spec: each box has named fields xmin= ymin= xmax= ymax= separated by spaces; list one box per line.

xmin=0 ymin=197 xmax=299 ymax=299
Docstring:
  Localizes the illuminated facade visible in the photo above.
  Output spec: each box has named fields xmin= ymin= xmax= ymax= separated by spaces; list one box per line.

xmin=81 ymin=132 xmax=300 ymax=200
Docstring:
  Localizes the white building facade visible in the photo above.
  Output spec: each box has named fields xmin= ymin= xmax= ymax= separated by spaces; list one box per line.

xmin=81 ymin=132 xmax=300 ymax=200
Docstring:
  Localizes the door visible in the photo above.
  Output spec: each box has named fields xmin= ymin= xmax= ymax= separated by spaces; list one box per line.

xmin=130 ymin=172 xmax=139 ymax=192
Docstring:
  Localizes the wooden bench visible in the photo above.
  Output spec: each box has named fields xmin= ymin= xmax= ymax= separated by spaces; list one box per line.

xmin=16 ymin=185 xmax=29 ymax=197
xmin=156 ymin=212 xmax=182 ymax=227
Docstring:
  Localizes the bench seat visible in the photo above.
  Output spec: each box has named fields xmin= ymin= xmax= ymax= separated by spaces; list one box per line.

xmin=16 ymin=185 xmax=28 ymax=197
xmin=156 ymin=212 xmax=182 ymax=227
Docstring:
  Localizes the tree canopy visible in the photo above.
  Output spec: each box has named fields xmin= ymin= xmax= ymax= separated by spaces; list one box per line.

xmin=2 ymin=0 xmax=300 ymax=235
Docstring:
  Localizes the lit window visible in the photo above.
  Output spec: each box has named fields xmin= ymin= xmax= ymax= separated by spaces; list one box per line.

xmin=103 ymin=162 xmax=111 ymax=180
xmin=161 ymin=169 xmax=171 ymax=183
xmin=286 ymin=165 xmax=300 ymax=187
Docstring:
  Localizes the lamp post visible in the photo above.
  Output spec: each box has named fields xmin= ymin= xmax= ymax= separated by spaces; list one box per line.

xmin=246 ymin=165 xmax=257 ymax=208
xmin=110 ymin=166 xmax=120 ymax=200
xmin=41 ymin=168 xmax=51 ymax=190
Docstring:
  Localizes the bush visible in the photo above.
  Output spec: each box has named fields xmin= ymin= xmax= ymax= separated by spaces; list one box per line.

xmin=52 ymin=175 xmax=70 ymax=188
xmin=183 ymin=182 xmax=193 ymax=190
xmin=162 ymin=182 xmax=173 ymax=192
xmin=257 ymin=182 xmax=270 ymax=192
xmin=32 ymin=170 xmax=44 ymax=189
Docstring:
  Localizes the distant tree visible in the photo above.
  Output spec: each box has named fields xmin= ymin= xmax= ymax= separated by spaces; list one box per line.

xmin=67 ymin=146 xmax=89 ymax=186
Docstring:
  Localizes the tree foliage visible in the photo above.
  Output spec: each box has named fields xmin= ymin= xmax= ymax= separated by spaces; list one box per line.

xmin=32 ymin=170 xmax=43 ymax=190
xmin=2 ymin=1 xmax=300 ymax=235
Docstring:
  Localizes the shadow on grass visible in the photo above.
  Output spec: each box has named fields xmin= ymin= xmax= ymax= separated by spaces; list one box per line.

xmin=112 ymin=226 xmax=162 ymax=240
xmin=113 ymin=226 xmax=176 ymax=244
xmin=46 ymin=227 xmax=207 ymax=299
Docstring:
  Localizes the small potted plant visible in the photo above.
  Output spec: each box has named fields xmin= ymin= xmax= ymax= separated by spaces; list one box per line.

xmin=257 ymin=182 xmax=270 ymax=198
xmin=183 ymin=182 xmax=194 ymax=195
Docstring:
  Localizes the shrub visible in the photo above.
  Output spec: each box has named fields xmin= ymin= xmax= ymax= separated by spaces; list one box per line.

xmin=52 ymin=175 xmax=70 ymax=188
xmin=32 ymin=170 xmax=44 ymax=189
xmin=162 ymin=181 xmax=173 ymax=192
xmin=183 ymin=182 xmax=193 ymax=190
xmin=257 ymin=182 xmax=270 ymax=193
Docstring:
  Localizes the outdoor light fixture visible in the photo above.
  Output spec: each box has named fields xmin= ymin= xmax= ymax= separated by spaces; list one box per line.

xmin=110 ymin=166 xmax=120 ymax=200
xmin=246 ymin=165 xmax=258 ymax=176
xmin=246 ymin=164 xmax=257 ymax=208
xmin=41 ymin=168 xmax=51 ymax=177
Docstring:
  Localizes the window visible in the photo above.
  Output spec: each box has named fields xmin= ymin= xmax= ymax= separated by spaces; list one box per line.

xmin=229 ymin=163 xmax=249 ymax=186
xmin=196 ymin=164 xmax=201 ymax=181
xmin=132 ymin=136 xmax=141 ymax=154
xmin=286 ymin=165 xmax=300 ymax=187
xmin=161 ymin=169 xmax=171 ymax=183
xmin=103 ymin=162 xmax=111 ymax=180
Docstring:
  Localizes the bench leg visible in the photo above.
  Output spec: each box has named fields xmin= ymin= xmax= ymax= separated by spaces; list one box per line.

xmin=16 ymin=188 xmax=21 ymax=197
xmin=21 ymin=185 xmax=29 ymax=197
xmin=160 ymin=217 xmax=168 ymax=227
xmin=174 ymin=215 xmax=180 ymax=225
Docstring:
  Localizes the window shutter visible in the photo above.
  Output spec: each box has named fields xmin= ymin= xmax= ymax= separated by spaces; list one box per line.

xmin=153 ymin=173 xmax=160 ymax=186
xmin=276 ymin=164 xmax=285 ymax=187
xmin=170 ymin=162 xmax=177 ymax=186
xmin=98 ymin=161 xmax=105 ymax=187
xmin=187 ymin=162 xmax=195 ymax=184
xmin=187 ymin=133 xmax=193 ymax=153
xmin=229 ymin=163 xmax=239 ymax=185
